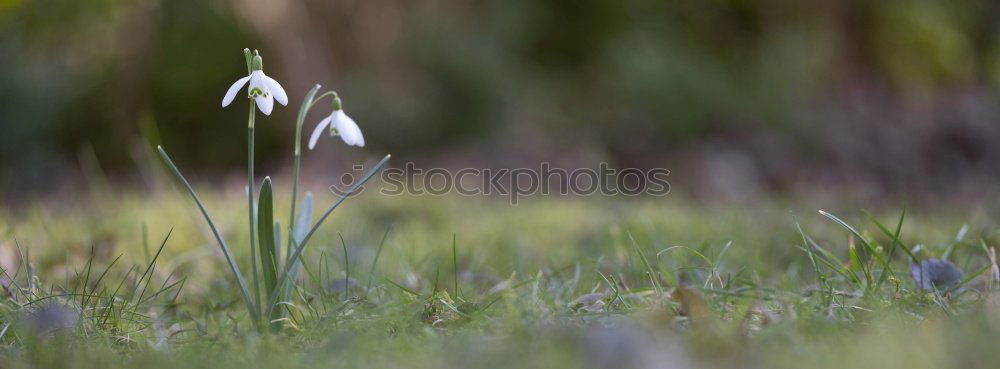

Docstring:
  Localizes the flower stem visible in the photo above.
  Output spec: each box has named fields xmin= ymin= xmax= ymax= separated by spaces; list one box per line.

xmin=275 ymin=86 xmax=322 ymax=313
xmin=247 ymin=100 xmax=261 ymax=327
xmin=311 ymin=91 xmax=339 ymax=106
xmin=286 ymin=85 xmax=322 ymax=261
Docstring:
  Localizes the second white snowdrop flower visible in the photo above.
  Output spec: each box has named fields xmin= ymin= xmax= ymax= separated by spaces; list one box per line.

xmin=221 ymin=52 xmax=288 ymax=115
xmin=308 ymin=93 xmax=365 ymax=149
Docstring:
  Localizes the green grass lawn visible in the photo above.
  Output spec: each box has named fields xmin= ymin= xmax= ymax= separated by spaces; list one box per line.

xmin=1 ymin=188 xmax=999 ymax=369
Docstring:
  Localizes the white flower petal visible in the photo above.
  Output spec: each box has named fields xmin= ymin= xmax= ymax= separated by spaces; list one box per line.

xmin=334 ymin=111 xmax=364 ymax=147
xmin=249 ymin=70 xmax=266 ymax=91
xmin=248 ymin=71 xmax=275 ymax=115
xmin=263 ymin=75 xmax=288 ymax=106
xmin=255 ymin=94 xmax=274 ymax=115
xmin=307 ymin=116 xmax=332 ymax=150
xmin=222 ymin=75 xmax=251 ymax=107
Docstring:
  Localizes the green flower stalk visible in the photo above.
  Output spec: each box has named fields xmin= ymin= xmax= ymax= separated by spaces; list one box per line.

xmin=223 ymin=49 xmax=288 ymax=327
xmin=281 ymin=84 xmax=321 ymax=305
xmin=280 ymin=88 xmax=366 ymax=307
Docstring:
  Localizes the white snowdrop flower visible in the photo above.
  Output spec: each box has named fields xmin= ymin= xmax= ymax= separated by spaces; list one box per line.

xmin=308 ymin=94 xmax=365 ymax=149
xmin=221 ymin=53 xmax=288 ymax=115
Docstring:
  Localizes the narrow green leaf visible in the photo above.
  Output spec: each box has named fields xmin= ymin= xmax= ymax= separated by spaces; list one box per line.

xmin=280 ymin=193 xmax=313 ymax=304
xmin=258 ymin=177 xmax=278 ymax=302
xmin=294 ymin=193 xmax=313 ymax=244
xmin=274 ymin=222 xmax=282 ymax=269
xmin=340 ymin=233 xmax=350 ymax=296
xmin=157 ymin=145 xmax=259 ymax=325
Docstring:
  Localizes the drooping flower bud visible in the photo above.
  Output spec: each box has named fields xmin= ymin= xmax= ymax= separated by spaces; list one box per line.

xmin=251 ymin=55 xmax=263 ymax=71
xmin=332 ymin=93 xmax=343 ymax=111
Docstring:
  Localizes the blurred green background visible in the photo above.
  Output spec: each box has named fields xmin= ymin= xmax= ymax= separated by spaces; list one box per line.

xmin=3 ymin=0 xmax=1000 ymax=201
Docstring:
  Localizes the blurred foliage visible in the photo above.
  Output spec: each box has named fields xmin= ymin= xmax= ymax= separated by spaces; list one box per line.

xmin=3 ymin=0 xmax=1000 ymax=195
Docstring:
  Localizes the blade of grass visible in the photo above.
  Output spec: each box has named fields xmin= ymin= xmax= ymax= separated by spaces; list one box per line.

xmin=339 ymin=233 xmax=350 ymax=298
xmin=385 ymin=277 xmax=421 ymax=297
xmin=19 ymin=240 xmax=35 ymax=294
xmin=170 ymin=278 xmax=186 ymax=305
xmin=79 ymin=249 xmax=95 ymax=307
xmin=134 ymin=227 xmax=172 ymax=305
xmin=710 ymin=241 xmax=733 ymax=288
xmin=795 ymin=217 xmax=831 ymax=305
xmin=800 ymin=235 xmax=863 ymax=287
xmin=863 ymin=209 xmax=912 ymax=288
xmin=598 ymin=271 xmax=628 ymax=310
xmin=432 ymin=264 xmax=441 ymax=295
xmin=139 ymin=276 xmax=186 ymax=305
xmin=366 ymin=226 xmax=391 ymax=295
xmin=864 ymin=211 xmax=918 ymax=265
xmin=84 ymin=254 xmax=122 ymax=310
xmin=102 ymin=265 xmax=136 ymax=326
xmin=452 ymin=234 xmax=460 ymax=298
xmin=847 ymin=235 xmax=873 ymax=290
xmin=628 ymin=232 xmax=663 ymax=296
xmin=142 ymin=222 xmax=150 ymax=264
